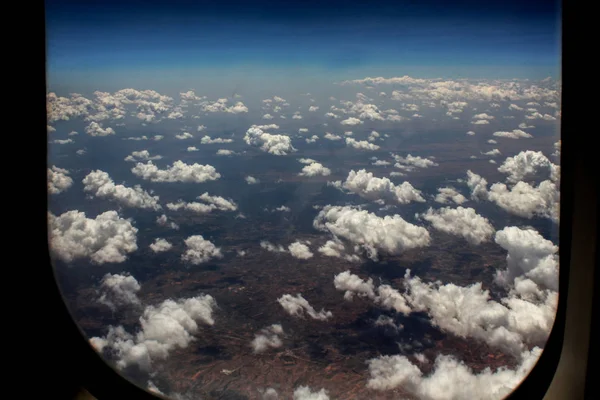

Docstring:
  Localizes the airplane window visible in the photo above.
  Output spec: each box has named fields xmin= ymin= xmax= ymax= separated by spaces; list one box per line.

xmin=46 ymin=0 xmax=562 ymax=399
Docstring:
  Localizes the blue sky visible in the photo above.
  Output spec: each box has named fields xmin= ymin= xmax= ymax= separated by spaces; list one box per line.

xmin=45 ymin=0 xmax=561 ymax=92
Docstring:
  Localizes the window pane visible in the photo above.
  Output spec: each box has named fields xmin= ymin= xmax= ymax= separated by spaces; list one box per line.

xmin=47 ymin=0 xmax=561 ymax=398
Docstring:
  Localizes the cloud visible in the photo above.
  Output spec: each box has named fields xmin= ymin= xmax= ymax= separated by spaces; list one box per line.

xmin=85 ymin=122 xmax=115 ymax=136
xmin=83 ymin=170 xmax=161 ymax=210
xmin=494 ymin=226 xmax=559 ymax=292
xmin=340 ymin=117 xmax=363 ymax=126
xmin=420 ymin=206 xmax=495 ymax=245
xmin=466 ymin=170 xmax=559 ymax=222
xmin=487 ymin=180 xmax=559 ymax=222
xmin=483 ymin=149 xmax=501 ymax=157
xmin=299 ymin=162 xmax=331 ymax=177
xmin=552 ymin=140 xmax=561 ymax=158
xmin=263 ymin=388 xmax=279 ymax=400
xmin=175 ymin=132 xmax=193 ymax=140
xmin=201 ymin=135 xmax=233 ymax=144
xmin=124 ymin=150 xmax=162 ymax=162
xmin=244 ymin=126 xmax=296 ymax=155
xmin=314 ymin=206 xmax=430 ymax=260
xmin=337 ymin=169 xmax=425 ymax=204
xmin=466 ymin=170 xmax=489 ymax=200
xmin=156 ymin=214 xmax=179 ymax=230
xmin=187 ymin=146 xmax=199 ymax=152
xmin=260 ymin=241 xmax=287 ymax=253
xmin=216 ymin=149 xmax=235 ymax=156
xmin=201 ymin=98 xmax=248 ymax=113
xmin=288 ymin=241 xmax=314 ymax=259
xmin=245 ymin=176 xmax=260 ymax=184
xmin=277 ymin=294 xmax=332 ymax=320
xmin=52 ymin=138 xmax=74 ymax=144
xmin=525 ymin=112 xmax=556 ymax=121
xmin=366 ymin=347 xmax=543 ymax=399
xmin=471 ymin=120 xmax=490 ymax=125
xmin=182 ymin=235 xmax=223 ymax=264
xmin=317 ymin=239 xmax=361 ymax=262
xmin=333 ymin=270 xmax=376 ymax=300
xmin=308 ymin=106 xmax=319 ymax=112
xmin=493 ymin=129 xmax=532 ymax=139
xmin=197 ymin=192 xmax=238 ymax=211
xmin=262 ymin=114 xmax=274 ymax=120
xmin=324 ymin=132 xmax=342 ymax=141
xmin=372 ymin=160 xmax=391 ymax=166
xmin=271 ymin=205 xmax=291 ymax=212
xmin=251 ymin=324 xmax=284 ymax=353
xmin=342 ymin=76 xmax=428 ymax=85
xmin=509 ymin=104 xmax=524 ymax=111
xmin=434 ymin=187 xmax=466 ymax=205
xmin=131 ymin=160 xmax=221 ymax=183
xmin=466 ymin=131 xmax=476 ymax=136
xmin=97 ymin=273 xmax=141 ymax=310
xmin=497 ymin=150 xmax=559 ymax=183
xmin=472 ymin=113 xmax=495 ymax=120
xmin=90 ymin=295 xmax=217 ymax=371
xmin=149 ymin=238 xmax=173 ymax=253
xmin=49 ymin=210 xmax=138 ymax=264
xmin=48 ymin=166 xmax=73 ymax=194
xmin=394 ymin=154 xmax=439 ymax=168
xmin=404 ymin=266 xmax=557 ymax=356
xmin=333 ymin=270 xmax=411 ymax=314
xmin=293 ymin=386 xmax=330 ymax=400
xmin=345 ymin=137 xmax=380 ymax=150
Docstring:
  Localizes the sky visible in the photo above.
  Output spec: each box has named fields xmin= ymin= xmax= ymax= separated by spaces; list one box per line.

xmin=45 ymin=0 xmax=561 ymax=93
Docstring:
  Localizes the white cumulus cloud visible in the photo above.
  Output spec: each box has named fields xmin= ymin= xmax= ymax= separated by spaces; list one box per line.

xmin=49 ymin=210 xmax=138 ymax=264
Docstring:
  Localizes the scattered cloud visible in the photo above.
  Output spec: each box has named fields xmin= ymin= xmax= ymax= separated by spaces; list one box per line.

xmin=201 ymin=135 xmax=233 ymax=144
xmin=346 ymin=137 xmax=380 ymax=150
xmin=49 ymin=210 xmax=138 ymax=264
xmin=493 ymin=129 xmax=532 ymax=139
xmin=48 ymin=166 xmax=73 ymax=194
xmin=156 ymin=214 xmax=179 ymax=230
xmin=293 ymin=386 xmax=330 ymax=400
xmin=90 ymin=294 xmax=217 ymax=371
xmin=419 ymin=206 xmax=495 ymax=245
xmin=131 ymin=160 xmax=221 ymax=183
xmin=324 ymin=132 xmax=342 ymax=140
xmin=182 ymin=235 xmax=223 ymax=265
xmin=175 ymin=132 xmax=193 ymax=140
xmin=299 ymin=162 xmax=331 ymax=177
xmin=149 ymin=238 xmax=173 ymax=253
xmin=244 ymin=126 xmax=296 ymax=155
xmin=277 ymin=294 xmax=332 ymax=321
xmin=251 ymin=324 xmax=284 ymax=353
xmin=85 ymin=121 xmax=115 ymax=136
xmin=83 ymin=170 xmax=162 ymax=210
xmin=288 ymin=241 xmax=314 ymax=259
xmin=335 ymin=169 xmax=425 ymax=204
xmin=97 ymin=273 xmax=141 ymax=310
xmin=245 ymin=176 xmax=260 ymax=184
xmin=124 ymin=150 xmax=162 ymax=162
xmin=434 ymin=187 xmax=466 ymax=205
xmin=314 ymin=205 xmax=430 ymax=260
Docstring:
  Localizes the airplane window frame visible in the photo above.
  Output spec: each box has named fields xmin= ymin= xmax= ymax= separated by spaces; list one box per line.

xmin=39 ymin=2 xmax=596 ymax=399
